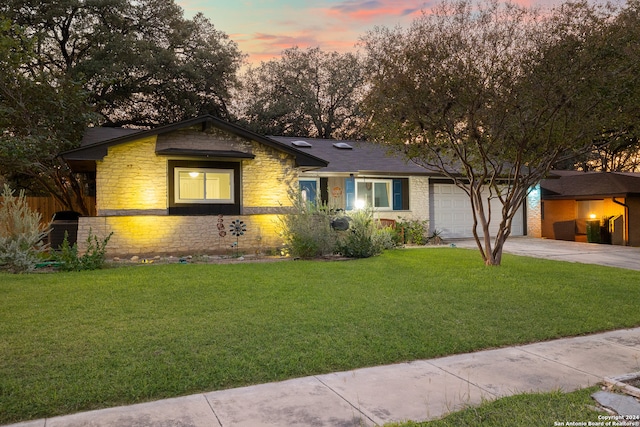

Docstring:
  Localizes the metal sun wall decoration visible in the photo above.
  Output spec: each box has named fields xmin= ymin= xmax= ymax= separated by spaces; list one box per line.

xmin=229 ymin=219 xmax=247 ymax=257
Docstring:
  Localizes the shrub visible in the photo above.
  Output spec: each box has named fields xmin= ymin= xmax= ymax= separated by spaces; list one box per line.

xmin=375 ymin=226 xmax=398 ymax=251
xmin=337 ymin=208 xmax=386 ymax=258
xmin=0 ymin=185 xmax=50 ymax=273
xmin=52 ymin=229 xmax=113 ymax=271
xmin=397 ymin=217 xmax=429 ymax=245
xmin=278 ymin=190 xmax=338 ymax=258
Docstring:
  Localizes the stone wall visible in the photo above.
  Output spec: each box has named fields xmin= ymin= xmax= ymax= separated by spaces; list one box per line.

xmin=96 ymin=136 xmax=168 ymax=215
xmin=242 ymin=142 xmax=296 ymax=211
xmin=77 ymin=214 xmax=284 ymax=257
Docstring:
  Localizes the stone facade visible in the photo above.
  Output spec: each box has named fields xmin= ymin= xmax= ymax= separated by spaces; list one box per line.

xmin=242 ymin=143 xmax=297 ymax=211
xmin=77 ymin=214 xmax=284 ymax=256
xmin=96 ymin=136 xmax=168 ymax=215
xmin=78 ymin=127 xmax=297 ymax=256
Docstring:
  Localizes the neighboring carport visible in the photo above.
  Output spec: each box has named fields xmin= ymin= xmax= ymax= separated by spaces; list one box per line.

xmin=539 ymin=171 xmax=640 ymax=247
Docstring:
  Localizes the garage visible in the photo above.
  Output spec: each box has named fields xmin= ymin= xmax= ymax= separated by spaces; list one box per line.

xmin=429 ymin=182 xmax=524 ymax=239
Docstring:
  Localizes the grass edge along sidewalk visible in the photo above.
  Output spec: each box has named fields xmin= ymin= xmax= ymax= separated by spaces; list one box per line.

xmin=1 ymin=248 xmax=639 ymax=424
xmin=386 ymin=386 xmax=605 ymax=427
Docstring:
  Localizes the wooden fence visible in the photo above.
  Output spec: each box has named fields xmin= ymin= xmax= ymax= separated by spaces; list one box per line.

xmin=1 ymin=196 xmax=96 ymax=224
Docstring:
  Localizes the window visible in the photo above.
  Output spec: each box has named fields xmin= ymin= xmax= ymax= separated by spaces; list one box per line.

xmin=356 ymin=180 xmax=391 ymax=209
xmin=344 ymin=177 xmax=409 ymax=211
xmin=299 ymin=179 xmax=318 ymax=204
xmin=577 ymin=200 xmax=603 ymax=219
xmin=174 ymin=168 xmax=233 ymax=204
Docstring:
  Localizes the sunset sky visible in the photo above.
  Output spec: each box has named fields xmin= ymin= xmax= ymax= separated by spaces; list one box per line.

xmin=175 ymin=0 xmax=561 ymax=65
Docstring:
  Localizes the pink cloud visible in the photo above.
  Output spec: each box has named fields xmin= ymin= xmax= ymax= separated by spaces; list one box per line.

xmin=322 ymin=0 xmax=428 ymax=22
xmin=235 ymin=1 xmax=435 ymax=65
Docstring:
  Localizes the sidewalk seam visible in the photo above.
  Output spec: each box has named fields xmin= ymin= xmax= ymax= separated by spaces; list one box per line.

xmin=424 ymin=361 xmax=499 ymax=399
xmin=203 ymin=393 xmax=224 ymax=427
xmin=313 ymin=375 xmax=379 ymax=426
xmin=516 ymin=343 xmax=608 ymax=380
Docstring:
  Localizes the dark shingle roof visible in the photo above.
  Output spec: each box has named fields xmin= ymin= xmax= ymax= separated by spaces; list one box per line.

xmin=63 ymin=116 xmax=328 ymax=170
xmin=269 ymin=136 xmax=438 ymax=175
xmin=80 ymin=127 xmax=140 ymax=146
xmin=541 ymin=172 xmax=640 ymax=199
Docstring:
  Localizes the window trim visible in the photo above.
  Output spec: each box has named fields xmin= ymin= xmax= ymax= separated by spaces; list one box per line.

xmin=174 ymin=167 xmax=234 ymax=204
xmin=356 ymin=178 xmax=393 ymax=211
xmin=168 ymin=160 xmax=241 ymax=216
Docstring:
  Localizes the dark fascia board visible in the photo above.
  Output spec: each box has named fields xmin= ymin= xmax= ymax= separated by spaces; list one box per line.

xmin=155 ymin=148 xmax=256 ymax=159
xmin=61 ymin=115 xmax=328 ymax=168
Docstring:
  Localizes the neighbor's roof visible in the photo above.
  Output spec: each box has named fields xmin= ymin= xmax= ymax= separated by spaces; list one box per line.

xmin=541 ymin=171 xmax=640 ymax=199
xmin=62 ymin=116 xmax=328 ymax=171
xmin=269 ymin=136 xmax=438 ymax=176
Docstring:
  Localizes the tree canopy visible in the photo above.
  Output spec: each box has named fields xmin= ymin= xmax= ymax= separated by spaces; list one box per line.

xmin=235 ymin=47 xmax=367 ymax=139
xmin=2 ymin=0 xmax=244 ymax=127
xmin=362 ymin=0 xmax=639 ymax=265
xmin=0 ymin=0 xmax=244 ymax=212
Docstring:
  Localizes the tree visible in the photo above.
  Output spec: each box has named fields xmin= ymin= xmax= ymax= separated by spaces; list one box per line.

xmin=0 ymin=0 xmax=244 ymax=212
xmin=236 ymin=47 xmax=367 ymax=139
xmin=0 ymin=18 xmax=94 ymax=213
xmin=557 ymin=0 xmax=640 ymax=172
xmin=2 ymin=0 xmax=244 ymax=127
xmin=362 ymin=0 xmax=637 ymax=265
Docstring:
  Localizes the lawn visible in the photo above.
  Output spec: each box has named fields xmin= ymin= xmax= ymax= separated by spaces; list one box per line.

xmin=388 ymin=387 xmax=602 ymax=426
xmin=1 ymin=248 xmax=639 ymax=424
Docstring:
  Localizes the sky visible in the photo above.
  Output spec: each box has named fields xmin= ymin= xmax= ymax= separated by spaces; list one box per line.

xmin=175 ymin=0 xmax=560 ymax=65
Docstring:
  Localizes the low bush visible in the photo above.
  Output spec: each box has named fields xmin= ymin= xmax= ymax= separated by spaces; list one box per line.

xmin=0 ymin=185 xmax=49 ymax=273
xmin=397 ymin=217 xmax=429 ymax=245
xmin=337 ymin=208 xmax=387 ymax=258
xmin=278 ymin=191 xmax=338 ymax=258
xmin=52 ymin=229 xmax=113 ymax=271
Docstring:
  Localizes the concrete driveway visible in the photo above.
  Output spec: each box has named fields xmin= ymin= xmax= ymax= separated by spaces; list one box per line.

xmin=453 ymin=237 xmax=640 ymax=271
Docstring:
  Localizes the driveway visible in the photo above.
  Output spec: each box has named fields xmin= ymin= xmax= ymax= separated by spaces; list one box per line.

xmin=452 ymin=237 xmax=640 ymax=271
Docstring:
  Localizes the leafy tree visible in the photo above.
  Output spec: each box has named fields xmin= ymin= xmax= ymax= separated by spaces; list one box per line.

xmin=0 ymin=18 xmax=93 ymax=212
xmin=2 ymin=0 xmax=244 ymax=126
xmin=557 ymin=0 xmax=640 ymax=172
xmin=0 ymin=0 xmax=244 ymax=212
xmin=362 ymin=0 xmax=637 ymax=265
xmin=236 ymin=47 xmax=367 ymax=139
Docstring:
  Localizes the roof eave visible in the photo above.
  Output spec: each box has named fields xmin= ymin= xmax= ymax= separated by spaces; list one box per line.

xmin=61 ymin=115 xmax=329 ymax=168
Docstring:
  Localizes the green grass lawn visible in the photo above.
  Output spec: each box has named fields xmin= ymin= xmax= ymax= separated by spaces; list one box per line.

xmin=1 ymin=248 xmax=639 ymax=424
xmin=387 ymin=387 xmax=602 ymax=426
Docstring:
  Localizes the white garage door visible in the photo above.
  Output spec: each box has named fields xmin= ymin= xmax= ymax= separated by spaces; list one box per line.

xmin=430 ymin=183 xmax=524 ymax=239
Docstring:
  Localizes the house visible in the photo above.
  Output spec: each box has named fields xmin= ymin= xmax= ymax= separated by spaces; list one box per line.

xmin=270 ymin=136 xmax=533 ymax=240
xmin=62 ymin=116 xmax=535 ymax=257
xmin=62 ymin=115 xmax=327 ymax=256
xmin=539 ymin=170 xmax=640 ymax=246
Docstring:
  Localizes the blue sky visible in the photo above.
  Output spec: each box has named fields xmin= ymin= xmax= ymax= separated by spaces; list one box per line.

xmin=175 ymin=0 xmax=561 ymax=64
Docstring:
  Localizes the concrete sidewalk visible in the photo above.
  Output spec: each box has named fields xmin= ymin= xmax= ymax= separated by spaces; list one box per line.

xmin=7 ymin=327 xmax=640 ymax=427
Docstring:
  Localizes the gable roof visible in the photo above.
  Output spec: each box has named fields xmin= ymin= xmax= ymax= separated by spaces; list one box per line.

xmin=62 ymin=116 xmax=328 ymax=171
xmin=269 ymin=136 xmax=437 ymax=176
xmin=541 ymin=171 xmax=640 ymax=199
